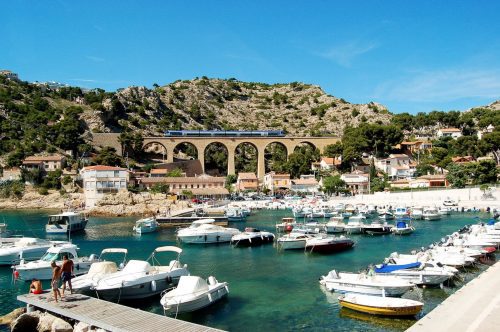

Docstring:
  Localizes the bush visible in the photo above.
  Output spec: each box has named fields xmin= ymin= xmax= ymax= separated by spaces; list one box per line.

xmin=38 ymin=187 xmax=49 ymax=195
xmin=0 ymin=180 xmax=25 ymax=199
xmin=62 ymin=175 xmax=72 ymax=185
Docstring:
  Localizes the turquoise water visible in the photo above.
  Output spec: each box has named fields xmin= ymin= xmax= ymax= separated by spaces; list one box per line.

xmin=0 ymin=209 xmax=493 ymax=331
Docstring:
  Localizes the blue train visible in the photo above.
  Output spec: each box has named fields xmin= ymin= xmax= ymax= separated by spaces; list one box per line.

xmin=164 ymin=130 xmax=285 ymax=137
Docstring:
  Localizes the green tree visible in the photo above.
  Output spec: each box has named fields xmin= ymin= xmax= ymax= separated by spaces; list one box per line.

xmin=94 ymin=147 xmax=123 ymax=166
xmin=323 ymin=142 xmax=343 ymax=157
xmin=321 ymin=175 xmax=346 ymax=196
xmin=166 ymin=168 xmax=183 ymax=177
xmin=151 ymin=183 xmax=170 ymax=197
xmin=474 ymin=160 xmax=498 ymax=184
xmin=446 ymin=164 xmax=469 ymax=188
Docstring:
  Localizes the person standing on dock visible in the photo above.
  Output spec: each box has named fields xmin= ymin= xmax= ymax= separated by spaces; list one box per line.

xmin=51 ymin=261 xmax=62 ymax=303
xmin=61 ymin=254 xmax=74 ymax=296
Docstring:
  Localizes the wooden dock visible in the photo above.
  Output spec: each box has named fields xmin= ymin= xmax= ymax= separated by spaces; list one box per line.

xmin=17 ymin=292 xmax=224 ymax=332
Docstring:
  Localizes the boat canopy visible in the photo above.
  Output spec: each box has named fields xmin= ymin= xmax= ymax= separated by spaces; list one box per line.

xmin=374 ymin=262 xmax=421 ymax=273
xmin=122 ymin=260 xmax=152 ymax=273
xmin=170 ymin=276 xmax=209 ymax=296
xmin=100 ymin=248 xmax=128 ymax=255
xmin=193 ymin=219 xmax=215 ymax=225
xmin=87 ymin=261 xmax=118 ymax=276
xmin=396 ymin=221 xmax=408 ymax=228
xmin=154 ymin=246 xmax=183 ymax=254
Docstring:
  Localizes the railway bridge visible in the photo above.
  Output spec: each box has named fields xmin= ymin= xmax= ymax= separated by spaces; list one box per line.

xmin=92 ymin=133 xmax=339 ymax=179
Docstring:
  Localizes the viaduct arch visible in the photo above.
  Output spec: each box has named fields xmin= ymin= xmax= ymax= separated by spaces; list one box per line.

xmin=91 ymin=133 xmax=340 ymax=179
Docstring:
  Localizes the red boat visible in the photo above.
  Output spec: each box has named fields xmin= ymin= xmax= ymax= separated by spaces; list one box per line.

xmin=305 ymin=236 xmax=354 ymax=253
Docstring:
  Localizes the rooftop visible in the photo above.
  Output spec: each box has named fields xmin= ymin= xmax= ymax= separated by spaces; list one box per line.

xmin=238 ymin=172 xmax=257 ymax=180
xmin=24 ymin=155 xmax=65 ymax=162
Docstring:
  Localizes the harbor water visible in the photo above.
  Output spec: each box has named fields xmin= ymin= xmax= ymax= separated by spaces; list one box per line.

xmin=0 ymin=209 xmax=493 ymax=331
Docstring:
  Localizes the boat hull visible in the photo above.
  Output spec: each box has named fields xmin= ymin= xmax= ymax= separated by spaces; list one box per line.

xmin=365 ymin=227 xmax=392 ymax=235
xmin=322 ymin=281 xmax=411 ymax=297
xmin=178 ymin=233 xmax=234 ymax=244
xmin=162 ymin=284 xmax=229 ymax=314
xmin=46 ymin=219 xmax=88 ymax=234
xmin=231 ymin=234 xmax=275 ymax=247
xmin=95 ymin=275 xmax=183 ymax=301
xmin=16 ymin=261 xmax=93 ymax=280
xmin=277 ymin=240 xmax=306 ymax=250
xmin=339 ymin=297 xmax=422 ymax=316
xmin=0 ymin=246 xmax=51 ymax=266
xmin=306 ymin=240 xmax=354 ymax=253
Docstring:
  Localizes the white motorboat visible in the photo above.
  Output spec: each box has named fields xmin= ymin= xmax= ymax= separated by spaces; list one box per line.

xmin=160 ymin=275 xmax=228 ymax=315
xmin=92 ymin=246 xmax=189 ymax=301
xmin=177 ymin=219 xmax=240 ymax=244
xmin=320 ymin=270 xmax=414 ymax=297
xmin=443 ymin=198 xmax=458 ymax=206
xmin=14 ymin=243 xmax=99 ymax=280
xmin=344 ymin=216 xmax=365 ymax=234
xmin=46 ymin=211 xmax=88 ymax=234
xmin=325 ymin=217 xmax=345 ymax=233
xmin=133 ymin=217 xmax=159 ymax=234
xmin=438 ymin=207 xmax=452 ymax=216
xmin=225 ymin=208 xmax=246 ymax=222
xmin=374 ymin=263 xmax=454 ymax=286
xmin=386 ymin=253 xmax=459 ymax=275
xmin=391 ymin=221 xmax=415 ymax=235
xmin=410 ymin=207 xmax=423 ymax=220
xmin=423 ymin=207 xmax=441 ymax=221
xmin=230 ymin=228 xmax=275 ymax=247
xmin=394 ymin=206 xmax=409 ymax=219
xmin=276 ymin=233 xmax=315 ymax=250
xmin=338 ymin=293 xmax=423 ymax=316
xmin=0 ymin=238 xmax=69 ymax=266
xmin=72 ymin=248 xmax=128 ymax=294
xmin=305 ymin=235 xmax=355 ymax=253
xmin=275 ymin=217 xmax=296 ymax=233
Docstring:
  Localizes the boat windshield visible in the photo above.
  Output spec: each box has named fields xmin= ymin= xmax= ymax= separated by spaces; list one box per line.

xmin=41 ymin=252 xmax=60 ymax=262
xmin=48 ymin=216 xmax=68 ymax=225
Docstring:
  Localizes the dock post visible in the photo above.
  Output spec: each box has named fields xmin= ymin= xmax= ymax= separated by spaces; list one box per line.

xmin=26 ymin=304 xmax=33 ymax=313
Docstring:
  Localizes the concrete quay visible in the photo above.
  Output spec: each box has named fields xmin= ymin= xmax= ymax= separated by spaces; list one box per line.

xmin=407 ymin=260 xmax=500 ymax=332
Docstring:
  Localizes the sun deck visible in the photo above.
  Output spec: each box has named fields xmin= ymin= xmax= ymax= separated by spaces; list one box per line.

xmin=17 ymin=292 xmax=224 ymax=332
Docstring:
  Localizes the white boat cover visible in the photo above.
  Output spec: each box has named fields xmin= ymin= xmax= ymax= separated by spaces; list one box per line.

xmin=167 ymin=276 xmax=209 ymax=298
xmin=101 ymin=248 xmax=128 ymax=255
xmin=87 ymin=261 xmax=118 ymax=276
xmin=193 ymin=219 xmax=215 ymax=225
xmin=122 ymin=260 xmax=153 ymax=273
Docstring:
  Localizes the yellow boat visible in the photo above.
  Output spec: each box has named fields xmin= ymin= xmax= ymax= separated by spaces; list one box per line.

xmin=338 ymin=294 xmax=423 ymax=317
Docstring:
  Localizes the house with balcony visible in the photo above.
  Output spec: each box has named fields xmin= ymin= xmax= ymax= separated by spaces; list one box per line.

xmin=340 ymin=170 xmax=369 ymax=195
xmin=80 ymin=165 xmax=129 ymax=208
xmin=22 ymin=155 xmax=66 ymax=173
xmin=236 ymin=172 xmax=259 ymax=192
xmin=437 ymin=128 xmax=462 ymax=139
xmin=374 ymin=154 xmax=415 ymax=180
xmin=263 ymin=172 xmax=291 ymax=194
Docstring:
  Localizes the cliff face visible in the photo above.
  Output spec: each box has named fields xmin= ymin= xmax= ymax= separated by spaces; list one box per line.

xmin=77 ymin=78 xmax=393 ymax=137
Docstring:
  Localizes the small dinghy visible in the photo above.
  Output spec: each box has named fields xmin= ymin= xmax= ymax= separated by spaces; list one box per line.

xmin=338 ymin=293 xmax=423 ymax=316
xmin=160 ymin=275 xmax=228 ymax=315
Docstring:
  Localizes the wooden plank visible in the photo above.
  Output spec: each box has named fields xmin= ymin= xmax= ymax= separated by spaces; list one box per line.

xmin=17 ymin=292 xmax=224 ymax=332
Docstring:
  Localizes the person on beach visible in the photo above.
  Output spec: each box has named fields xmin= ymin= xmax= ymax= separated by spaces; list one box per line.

xmin=51 ymin=261 xmax=62 ymax=303
xmin=61 ymin=254 xmax=74 ymax=296
xmin=29 ymin=279 xmax=42 ymax=294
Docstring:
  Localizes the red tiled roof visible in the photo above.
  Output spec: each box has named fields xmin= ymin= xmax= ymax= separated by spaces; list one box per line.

xmin=141 ymin=176 xmax=226 ymax=184
xmin=24 ymin=155 xmax=65 ymax=162
xmin=82 ymin=165 xmax=127 ymax=171
xmin=238 ymin=172 xmax=257 ymax=180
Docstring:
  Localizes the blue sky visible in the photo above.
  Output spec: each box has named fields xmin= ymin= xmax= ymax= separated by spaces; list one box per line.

xmin=1 ymin=1 xmax=499 ymax=114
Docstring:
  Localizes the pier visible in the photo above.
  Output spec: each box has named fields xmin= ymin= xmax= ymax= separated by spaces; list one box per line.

xmin=17 ymin=292 xmax=224 ymax=332
xmin=406 ymin=260 xmax=500 ymax=332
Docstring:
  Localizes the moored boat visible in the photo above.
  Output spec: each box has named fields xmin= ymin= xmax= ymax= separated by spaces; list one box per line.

xmin=338 ymin=293 xmax=423 ymax=316
xmin=305 ymin=235 xmax=354 ymax=253
xmin=46 ymin=211 xmax=88 ymax=234
xmin=423 ymin=207 xmax=441 ymax=221
xmin=160 ymin=275 xmax=229 ymax=315
xmin=230 ymin=228 xmax=275 ymax=247
xmin=276 ymin=233 xmax=314 ymax=250
xmin=133 ymin=217 xmax=159 ymax=234
xmin=391 ymin=221 xmax=415 ymax=235
xmin=275 ymin=217 xmax=296 ymax=233
xmin=177 ymin=219 xmax=240 ymax=244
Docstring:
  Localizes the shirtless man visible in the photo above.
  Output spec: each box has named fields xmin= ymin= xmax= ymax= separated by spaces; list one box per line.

xmin=29 ymin=279 xmax=42 ymax=294
xmin=51 ymin=261 xmax=62 ymax=303
xmin=61 ymin=254 xmax=74 ymax=296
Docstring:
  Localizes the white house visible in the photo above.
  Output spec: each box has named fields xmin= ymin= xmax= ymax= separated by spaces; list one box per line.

xmin=80 ymin=165 xmax=129 ymax=208
xmin=311 ymin=157 xmax=341 ymax=172
xmin=437 ymin=128 xmax=462 ymax=139
xmin=477 ymin=124 xmax=495 ymax=140
xmin=374 ymin=154 xmax=415 ymax=180
xmin=340 ymin=170 xmax=369 ymax=194
xmin=290 ymin=175 xmax=319 ymax=194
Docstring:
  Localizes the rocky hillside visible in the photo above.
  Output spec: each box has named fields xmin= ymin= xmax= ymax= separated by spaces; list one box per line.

xmin=77 ymin=78 xmax=392 ymax=136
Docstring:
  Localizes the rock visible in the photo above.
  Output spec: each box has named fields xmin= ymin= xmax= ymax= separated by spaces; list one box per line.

xmin=0 ymin=307 xmax=25 ymax=326
xmin=50 ymin=317 xmax=72 ymax=332
xmin=37 ymin=312 xmax=57 ymax=332
xmin=73 ymin=321 xmax=90 ymax=332
xmin=11 ymin=312 xmax=40 ymax=332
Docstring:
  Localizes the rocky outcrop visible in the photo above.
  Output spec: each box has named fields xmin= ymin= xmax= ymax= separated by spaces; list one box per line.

xmin=11 ymin=312 xmax=40 ymax=332
xmin=0 ymin=189 xmax=84 ymax=210
xmin=0 ymin=308 xmax=24 ymax=326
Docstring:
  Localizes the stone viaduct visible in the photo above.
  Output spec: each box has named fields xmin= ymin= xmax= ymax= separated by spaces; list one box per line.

xmin=91 ymin=133 xmax=339 ymax=179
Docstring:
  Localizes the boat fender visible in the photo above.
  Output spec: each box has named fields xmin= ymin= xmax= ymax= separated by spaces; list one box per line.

xmin=204 ymin=235 xmax=207 ymax=242
xmin=89 ymin=254 xmax=97 ymax=261
xmin=208 ymin=276 xmax=217 ymax=286
xmin=166 ymin=276 xmax=172 ymax=284
xmin=151 ymin=280 xmax=157 ymax=292
xmin=76 ymin=264 xmax=80 ymax=270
